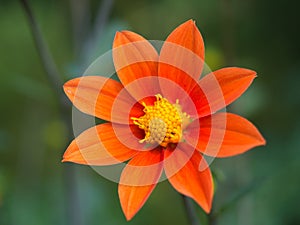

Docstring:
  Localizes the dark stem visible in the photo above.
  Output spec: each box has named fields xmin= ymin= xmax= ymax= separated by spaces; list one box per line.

xmin=19 ymin=1 xmax=82 ymax=225
xmin=81 ymin=0 xmax=114 ymax=67
xmin=19 ymin=0 xmax=62 ymax=95
xmin=182 ymin=195 xmax=201 ymax=225
xmin=94 ymin=0 xmax=114 ymax=40
xmin=69 ymin=0 xmax=91 ymax=56
xmin=207 ymin=213 xmax=217 ymax=225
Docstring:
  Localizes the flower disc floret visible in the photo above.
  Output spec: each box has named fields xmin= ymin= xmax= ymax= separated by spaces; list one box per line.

xmin=131 ymin=94 xmax=190 ymax=147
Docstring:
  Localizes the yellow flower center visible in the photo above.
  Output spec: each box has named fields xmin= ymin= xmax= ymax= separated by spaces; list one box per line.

xmin=131 ymin=94 xmax=190 ymax=148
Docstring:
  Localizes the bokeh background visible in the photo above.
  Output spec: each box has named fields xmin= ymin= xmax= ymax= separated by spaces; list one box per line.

xmin=1 ymin=0 xmax=300 ymax=225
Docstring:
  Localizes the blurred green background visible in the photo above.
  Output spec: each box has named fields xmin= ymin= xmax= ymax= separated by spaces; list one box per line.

xmin=0 ymin=0 xmax=299 ymax=224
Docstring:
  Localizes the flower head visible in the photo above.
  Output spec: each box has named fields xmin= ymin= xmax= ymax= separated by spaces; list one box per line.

xmin=62 ymin=20 xmax=266 ymax=220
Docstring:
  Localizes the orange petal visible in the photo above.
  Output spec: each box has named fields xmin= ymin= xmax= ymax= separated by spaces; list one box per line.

xmin=63 ymin=76 xmax=142 ymax=124
xmin=119 ymin=150 xmax=163 ymax=220
xmin=113 ymin=31 xmax=160 ymax=100
xmin=62 ymin=123 xmax=140 ymax=165
xmin=185 ymin=113 xmax=266 ymax=157
xmin=158 ymin=20 xmax=205 ymax=100
xmin=190 ymin=67 xmax=257 ymax=117
xmin=164 ymin=145 xmax=213 ymax=213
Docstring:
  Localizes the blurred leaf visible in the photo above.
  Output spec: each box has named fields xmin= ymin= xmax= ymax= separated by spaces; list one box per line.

xmin=231 ymin=82 xmax=268 ymax=117
xmin=42 ymin=119 xmax=68 ymax=150
xmin=0 ymin=130 xmax=11 ymax=152
xmin=2 ymin=73 xmax=53 ymax=101
xmin=212 ymin=176 xmax=265 ymax=219
xmin=205 ymin=46 xmax=225 ymax=71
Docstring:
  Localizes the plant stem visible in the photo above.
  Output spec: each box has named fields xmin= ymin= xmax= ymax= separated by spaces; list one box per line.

xmin=94 ymin=0 xmax=114 ymax=39
xmin=19 ymin=1 xmax=82 ymax=225
xmin=19 ymin=0 xmax=62 ymax=95
xmin=182 ymin=195 xmax=201 ymax=225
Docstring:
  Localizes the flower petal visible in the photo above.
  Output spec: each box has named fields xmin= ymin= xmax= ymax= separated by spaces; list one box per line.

xmin=63 ymin=76 xmax=142 ymax=124
xmin=119 ymin=150 xmax=163 ymax=220
xmin=158 ymin=20 xmax=205 ymax=99
xmin=113 ymin=31 xmax=160 ymax=100
xmin=62 ymin=123 xmax=140 ymax=165
xmin=164 ymin=145 xmax=213 ymax=213
xmin=185 ymin=112 xmax=266 ymax=157
xmin=190 ymin=67 xmax=257 ymax=117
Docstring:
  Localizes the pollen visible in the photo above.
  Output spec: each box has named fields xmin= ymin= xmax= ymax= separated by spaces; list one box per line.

xmin=131 ymin=94 xmax=190 ymax=148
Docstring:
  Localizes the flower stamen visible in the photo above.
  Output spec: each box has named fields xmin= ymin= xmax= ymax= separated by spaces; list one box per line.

xmin=131 ymin=94 xmax=190 ymax=147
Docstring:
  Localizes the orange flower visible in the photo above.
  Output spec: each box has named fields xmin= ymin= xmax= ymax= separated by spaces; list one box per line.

xmin=62 ymin=20 xmax=266 ymax=220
